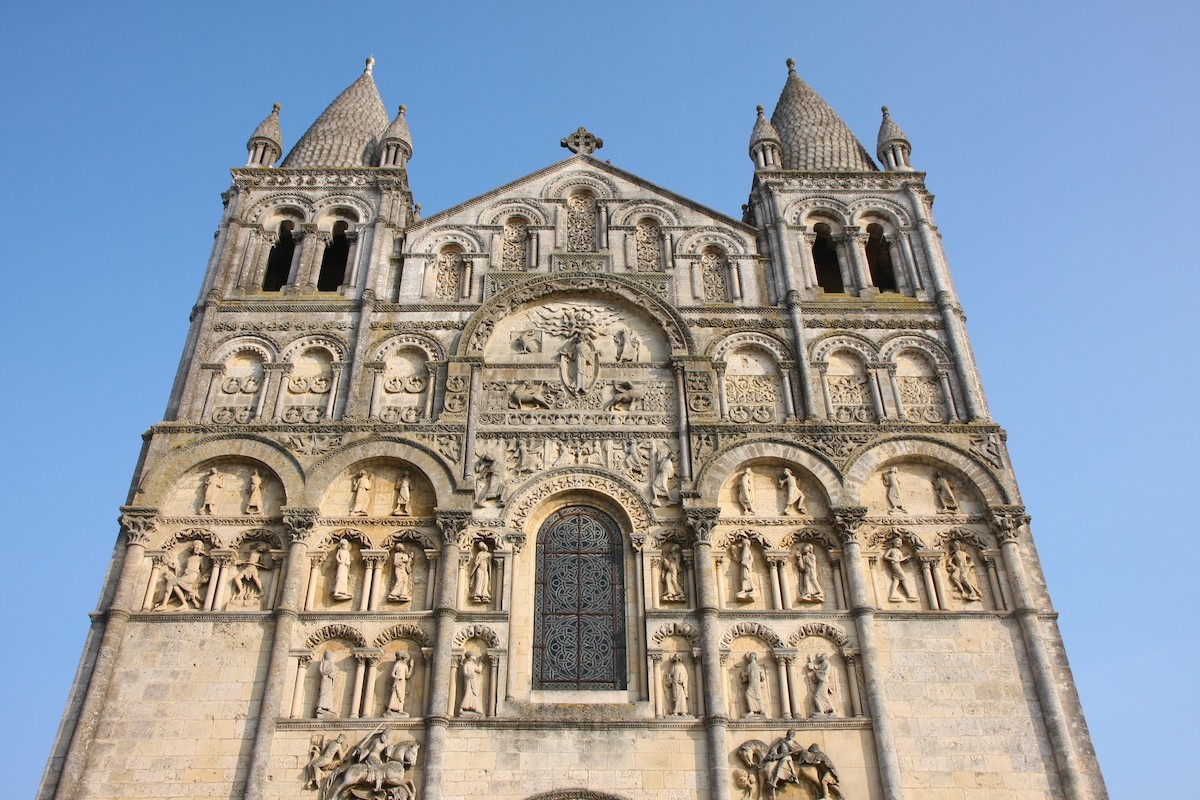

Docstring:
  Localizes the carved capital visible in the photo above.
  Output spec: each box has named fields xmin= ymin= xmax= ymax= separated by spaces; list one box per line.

xmin=281 ymin=507 xmax=319 ymax=543
xmin=503 ymin=532 xmax=526 ymax=554
xmin=436 ymin=510 xmax=471 ymax=547
xmin=784 ymin=289 xmax=802 ymax=309
xmin=119 ymin=507 xmax=158 ymax=546
xmin=989 ymin=505 xmax=1029 ymax=544
xmin=830 ymin=506 xmax=868 ymax=544
xmin=684 ymin=508 xmax=720 ymax=544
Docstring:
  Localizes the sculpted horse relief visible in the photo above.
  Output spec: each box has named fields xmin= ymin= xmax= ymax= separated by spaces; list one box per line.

xmin=306 ymin=728 xmax=420 ymax=800
xmin=734 ymin=732 xmax=844 ymax=800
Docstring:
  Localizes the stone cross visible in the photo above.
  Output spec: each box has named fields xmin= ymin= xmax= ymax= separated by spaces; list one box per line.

xmin=560 ymin=127 xmax=604 ymax=155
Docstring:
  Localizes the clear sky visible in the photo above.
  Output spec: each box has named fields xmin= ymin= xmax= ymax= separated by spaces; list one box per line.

xmin=2 ymin=2 xmax=1195 ymax=797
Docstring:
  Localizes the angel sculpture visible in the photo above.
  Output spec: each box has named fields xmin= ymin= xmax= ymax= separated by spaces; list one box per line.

xmin=534 ymin=304 xmax=621 ymax=395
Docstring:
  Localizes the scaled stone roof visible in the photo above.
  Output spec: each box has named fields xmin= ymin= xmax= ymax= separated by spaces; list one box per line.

xmin=247 ymin=103 xmax=282 ymax=151
xmin=282 ymin=59 xmax=389 ymax=168
xmin=770 ymin=60 xmax=877 ymax=172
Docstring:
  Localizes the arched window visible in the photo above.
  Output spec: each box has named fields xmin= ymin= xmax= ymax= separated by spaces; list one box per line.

xmin=634 ymin=218 xmax=663 ymax=272
xmin=534 ymin=506 xmax=626 ymax=690
xmin=811 ymin=223 xmax=843 ymax=293
xmin=501 ymin=216 xmax=529 ymax=270
xmin=700 ymin=245 xmax=730 ymax=301
xmin=865 ymin=223 xmax=898 ymax=293
xmin=566 ymin=191 xmax=597 ymax=252
xmin=434 ymin=245 xmax=465 ymax=300
xmin=262 ymin=220 xmax=295 ymax=292
xmin=317 ymin=220 xmax=350 ymax=292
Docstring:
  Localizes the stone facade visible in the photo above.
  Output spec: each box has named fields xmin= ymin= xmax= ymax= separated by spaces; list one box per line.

xmin=39 ymin=58 xmax=1107 ymax=800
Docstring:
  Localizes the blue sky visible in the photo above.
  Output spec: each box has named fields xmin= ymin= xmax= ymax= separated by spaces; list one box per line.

xmin=2 ymin=2 xmax=1196 ymax=797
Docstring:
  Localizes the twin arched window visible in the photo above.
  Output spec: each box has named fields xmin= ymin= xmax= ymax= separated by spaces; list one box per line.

xmin=262 ymin=221 xmax=296 ymax=292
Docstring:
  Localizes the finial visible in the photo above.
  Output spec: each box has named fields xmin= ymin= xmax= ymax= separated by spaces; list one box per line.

xmin=756 ymin=104 xmax=764 ymax=115
xmin=881 ymin=105 xmax=889 ymax=115
xmin=560 ymin=126 xmax=604 ymax=155
xmin=786 ymin=57 xmax=796 ymax=73
xmin=399 ymin=104 xmax=407 ymax=114
xmin=365 ymin=56 xmax=375 ymax=74
xmin=272 ymin=103 xmax=280 ymax=113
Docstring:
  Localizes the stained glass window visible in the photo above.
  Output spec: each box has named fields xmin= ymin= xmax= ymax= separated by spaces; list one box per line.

xmin=533 ymin=506 xmax=626 ymax=689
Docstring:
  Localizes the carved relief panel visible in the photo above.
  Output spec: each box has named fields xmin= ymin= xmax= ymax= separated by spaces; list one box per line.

xmin=860 ymin=463 xmax=982 ymax=519
xmin=282 ymin=347 xmax=335 ymax=423
xmin=320 ymin=461 xmax=435 ymax=521
xmin=161 ymin=460 xmax=285 ymax=519
xmin=377 ymin=348 xmax=431 ymax=424
xmin=723 ymin=347 xmax=785 ymax=424
xmin=894 ymin=351 xmax=949 ymax=423
xmin=719 ymin=463 xmax=827 ymax=520
xmin=824 ymin=350 xmax=875 ymax=423
xmin=211 ymin=348 xmax=265 ymax=424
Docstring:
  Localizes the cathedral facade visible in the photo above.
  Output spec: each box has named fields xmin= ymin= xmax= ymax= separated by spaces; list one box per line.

xmin=39 ymin=58 xmax=1107 ymax=800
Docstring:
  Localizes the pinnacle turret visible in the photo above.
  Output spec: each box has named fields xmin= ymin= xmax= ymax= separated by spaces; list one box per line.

xmin=876 ymin=105 xmax=913 ymax=171
xmin=769 ymin=58 xmax=876 ymax=172
xmin=378 ymin=104 xmax=413 ymax=168
xmin=748 ymin=105 xmax=783 ymax=170
xmin=245 ymin=103 xmax=282 ymax=167
xmin=281 ymin=57 xmax=389 ymax=168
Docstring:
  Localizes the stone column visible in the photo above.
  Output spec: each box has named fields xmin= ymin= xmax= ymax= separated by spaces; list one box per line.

xmin=865 ymin=363 xmax=888 ymax=421
xmin=52 ymin=509 xmax=156 ymax=800
xmin=844 ymin=227 xmax=874 ymax=294
xmin=917 ymin=551 xmax=942 ymax=610
xmin=885 ymin=365 xmax=906 ymax=422
xmin=303 ymin=552 xmax=325 ymax=611
xmin=814 ymin=361 xmax=834 ymax=419
xmin=363 ymin=550 xmax=387 ymax=611
xmin=832 ymin=507 xmax=905 ymax=800
xmin=243 ymin=508 xmax=316 ymax=800
xmin=981 ymin=549 xmax=1008 ymax=610
xmin=208 ymin=550 xmax=234 ymax=611
xmin=829 ymin=549 xmax=846 ymax=611
xmin=766 ymin=555 xmax=785 ymax=610
xmin=672 ymin=361 xmax=693 ymax=480
xmin=685 ymin=508 xmax=731 ymax=800
xmin=781 ymin=655 xmax=803 ymax=719
xmin=774 ymin=653 xmax=793 ymax=719
xmin=421 ymin=511 xmax=469 ymax=800
xmin=937 ymin=368 xmax=961 ymax=423
xmin=714 ymin=361 xmax=729 ymax=420
xmin=784 ymin=291 xmax=818 ymax=420
xmin=289 ymin=654 xmax=311 ymax=719
xmin=991 ymin=506 xmax=1086 ymax=800
xmin=649 ymin=653 xmax=664 ymax=718
xmin=845 ymin=651 xmax=864 ymax=717
xmin=348 ymin=652 xmax=370 ymax=718
xmin=764 ymin=186 xmax=816 ymax=420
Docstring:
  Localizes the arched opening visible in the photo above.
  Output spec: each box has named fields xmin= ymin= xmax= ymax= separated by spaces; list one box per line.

xmin=501 ymin=216 xmax=529 ymax=270
xmin=434 ymin=244 xmax=465 ymax=300
xmin=811 ymin=223 xmax=844 ymax=293
xmin=262 ymin=220 xmax=295 ymax=291
xmin=865 ymin=223 xmax=898 ymax=293
xmin=634 ymin=217 xmax=663 ymax=272
xmin=317 ymin=220 xmax=350 ymax=291
xmin=700 ymin=245 xmax=730 ymax=301
xmin=533 ymin=506 xmax=626 ymax=689
xmin=565 ymin=191 xmax=598 ymax=253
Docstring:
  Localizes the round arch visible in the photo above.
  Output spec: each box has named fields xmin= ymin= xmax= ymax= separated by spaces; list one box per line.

xmin=842 ymin=436 xmax=1012 ymax=506
xmin=504 ymin=467 xmax=654 ymax=536
xmin=694 ymin=439 xmax=843 ymax=507
xmin=303 ymin=437 xmax=462 ymax=509
xmin=136 ymin=436 xmax=303 ymax=510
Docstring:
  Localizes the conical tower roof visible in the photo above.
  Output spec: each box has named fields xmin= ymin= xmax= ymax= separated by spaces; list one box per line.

xmin=876 ymin=105 xmax=909 ymax=149
xmin=247 ymin=103 xmax=282 ymax=152
xmin=382 ymin=104 xmax=413 ymax=148
xmin=749 ymin=105 xmax=782 ymax=149
xmin=769 ymin=59 xmax=876 ymax=172
xmin=282 ymin=58 xmax=389 ymax=168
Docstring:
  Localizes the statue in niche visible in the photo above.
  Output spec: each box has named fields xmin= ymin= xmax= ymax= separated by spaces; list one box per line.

xmin=200 ymin=467 xmax=224 ymax=515
xmin=736 ymin=731 xmax=844 ymax=800
xmin=350 ymin=470 xmax=372 ymax=516
xmin=468 ymin=541 xmax=493 ymax=604
xmin=606 ymin=380 xmax=644 ymax=412
xmin=661 ymin=545 xmax=686 ymax=602
xmin=735 ymin=538 xmax=757 ymax=600
xmin=650 ymin=449 xmax=676 ymax=507
xmin=946 ymin=540 xmax=983 ymax=601
xmin=558 ymin=332 xmax=600 ymax=395
xmin=387 ymin=546 xmax=414 ymax=603
xmin=512 ymin=328 xmax=541 ymax=354
xmin=245 ymin=470 xmax=264 ymax=515
xmin=795 ymin=543 xmax=824 ymax=603
xmin=509 ymin=380 xmax=552 ymax=410
xmin=304 ymin=733 xmax=347 ymax=790
xmin=473 ymin=455 xmax=506 ymax=507
xmin=883 ymin=536 xmax=919 ymax=602
xmin=932 ymin=472 xmax=959 ymax=513
xmin=459 ymin=652 xmax=483 ymax=715
xmin=386 ymin=653 xmax=414 ymax=717
xmin=665 ymin=653 xmax=690 ymax=716
xmin=155 ymin=541 xmax=209 ymax=610
xmin=613 ymin=327 xmax=643 ymax=362
xmin=882 ymin=467 xmax=906 ymax=514
xmin=320 ymin=729 xmax=419 ymax=800
xmin=231 ymin=543 xmax=274 ymax=605
xmin=330 ymin=540 xmax=354 ymax=601
xmin=315 ymin=651 xmax=337 ymax=719
xmin=737 ymin=468 xmax=758 ymax=515
xmin=392 ymin=472 xmax=412 ymax=517
xmin=740 ymin=652 xmax=767 ymax=716
xmin=806 ymin=653 xmax=838 ymax=717
xmin=778 ymin=469 xmax=807 ymax=516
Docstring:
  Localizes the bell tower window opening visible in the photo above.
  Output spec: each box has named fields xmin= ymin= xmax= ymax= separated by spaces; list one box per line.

xmin=317 ymin=220 xmax=350 ymax=292
xmin=811 ymin=223 xmax=843 ymax=294
xmin=262 ymin=220 xmax=295 ymax=292
xmin=865 ymin=223 xmax=898 ymax=293
xmin=533 ymin=506 xmax=627 ymax=690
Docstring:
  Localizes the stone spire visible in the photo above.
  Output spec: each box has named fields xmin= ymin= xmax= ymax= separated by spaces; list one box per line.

xmin=748 ymin=104 xmax=783 ymax=170
xmin=282 ymin=57 xmax=390 ymax=168
xmin=245 ymin=103 xmax=282 ymax=167
xmin=876 ymin=105 xmax=913 ymax=171
xmin=769 ymin=58 xmax=876 ymax=172
xmin=378 ymin=104 xmax=413 ymax=168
